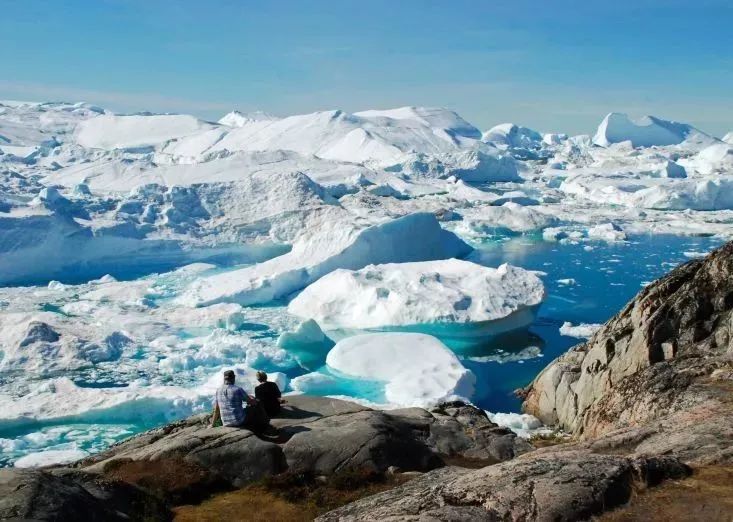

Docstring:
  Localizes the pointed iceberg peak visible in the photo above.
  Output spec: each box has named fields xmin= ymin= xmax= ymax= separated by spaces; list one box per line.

xmin=218 ymin=110 xmax=279 ymax=127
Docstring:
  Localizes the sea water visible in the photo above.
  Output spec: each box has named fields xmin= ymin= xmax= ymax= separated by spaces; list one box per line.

xmin=0 ymin=233 xmax=724 ymax=466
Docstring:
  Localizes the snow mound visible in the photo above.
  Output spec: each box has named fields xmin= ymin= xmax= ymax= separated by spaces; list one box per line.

xmin=723 ymin=132 xmax=733 ymax=145
xmin=288 ymin=259 xmax=545 ymax=332
xmin=325 ymin=333 xmax=475 ymax=407
xmin=180 ymin=212 xmax=473 ymax=307
xmin=75 ymin=113 xmax=216 ymax=150
xmin=592 ymin=112 xmax=706 ymax=148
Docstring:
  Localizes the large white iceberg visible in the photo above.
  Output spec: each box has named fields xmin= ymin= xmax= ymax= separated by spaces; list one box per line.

xmin=324 ymin=333 xmax=476 ymax=408
xmin=592 ymin=112 xmax=708 ymax=148
xmin=288 ymin=259 xmax=544 ymax=344
xmin=180 ymin=212 xmax=472 ymax=307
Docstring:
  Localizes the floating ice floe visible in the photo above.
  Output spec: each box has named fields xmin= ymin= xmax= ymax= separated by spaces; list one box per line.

xmin=560 ymin=173 xmax=733 ymax=211
xmin=587 ymin=223 xmax=627 ymax=242
xmin=450 ymin=202 xmax=558 ymax=238
xmin=0 ymin=365 xmax=287 ymax=434
xmin=559 ymin=322 xmax=602 ymax=339
xmin=288 ymin=259 xmax=544 ymax=348
xmin=180 ymin=212 xmax=472 ymax=307
xmin=276 ymin=319 xmax=333 ymax=370
xmin=293 ymin=333 xmax=476 ymax=408
xmin=14 ymin=449 xmax=89 ymax=468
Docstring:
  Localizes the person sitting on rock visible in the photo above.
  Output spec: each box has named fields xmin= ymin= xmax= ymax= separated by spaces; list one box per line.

xmin=254 ymin=371 xmax=285 ymax=417
xmin=211 ymin=369 xmax=255 ymax=428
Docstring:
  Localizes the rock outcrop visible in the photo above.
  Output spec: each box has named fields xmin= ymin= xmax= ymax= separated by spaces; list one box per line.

xmin=0 ymin=468 xmax=169 ymax=521
xmin=523 ymin=242 xmax=733 ymax=462
xmin=318 ymin=452 xmax=688 ymax=521
xmin=77 ymin=396 xmax=529 ymax=492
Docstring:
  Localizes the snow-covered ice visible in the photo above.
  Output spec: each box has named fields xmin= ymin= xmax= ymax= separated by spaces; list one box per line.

xmin=322 ymin=333 xmax=475 ymax=408
xmin=180 ymin=212 xmax=472 ymax=307
xmin=288 ymin=259 xmax=544 ymax=345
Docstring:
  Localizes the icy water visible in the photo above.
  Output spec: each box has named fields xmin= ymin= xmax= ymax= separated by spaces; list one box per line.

xmin=0 ymin=234 xmax=724 ymax=466
xmin=466 ymin=234 xmax=724 ymax=412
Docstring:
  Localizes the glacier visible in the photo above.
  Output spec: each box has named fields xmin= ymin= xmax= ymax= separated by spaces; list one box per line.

xmin=0 ymin=99 xmax=732 ymax=466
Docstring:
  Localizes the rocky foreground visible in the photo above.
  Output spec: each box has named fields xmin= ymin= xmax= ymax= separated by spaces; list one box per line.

xmin=3 ymin=243 xmax=733 ymax=521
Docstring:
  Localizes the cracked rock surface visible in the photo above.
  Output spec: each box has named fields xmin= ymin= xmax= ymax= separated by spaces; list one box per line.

xmin=79 ymin=396 xmax=530 ymax=488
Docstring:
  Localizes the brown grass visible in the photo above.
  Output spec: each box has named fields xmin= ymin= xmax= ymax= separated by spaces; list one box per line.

xmin=174 ymin=486 xmax=315 ymax=522
xmin=173 ymin=469 xmax=412 ymax=522
xmin=598 ymin=465 xmax=733 ymax=522
xmin=103 ymin=457 xmax=228 ymax=504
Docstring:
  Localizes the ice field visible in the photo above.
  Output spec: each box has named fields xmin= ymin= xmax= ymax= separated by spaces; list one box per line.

xmin=0 ymin=101 xmax=730 ymax=466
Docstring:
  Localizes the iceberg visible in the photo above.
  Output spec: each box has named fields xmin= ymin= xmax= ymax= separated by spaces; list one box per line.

xmin=321 ymin=333 xmax=476 ymax=408
xmin=592 ymin=112 xmax=709 ymax=148
xmin=482 ymin=123 xmax=543 ymax=149
xmin=587 ymin=223 xmax=627 ymax=242
xmin=288 ymin=259 xmax=544 ymax=348
xmin=180 ymin=212 xmax=472 ymax=307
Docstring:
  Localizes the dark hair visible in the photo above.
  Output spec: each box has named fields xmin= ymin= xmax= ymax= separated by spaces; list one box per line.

xmin=256 ymin=371 xmax=267 ymax=383
xmin=223 ymin=370 xmax=235 ymax=384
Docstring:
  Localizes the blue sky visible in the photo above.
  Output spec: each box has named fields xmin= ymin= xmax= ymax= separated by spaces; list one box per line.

xmin=2 ymin=0 xmax=731 ymax=135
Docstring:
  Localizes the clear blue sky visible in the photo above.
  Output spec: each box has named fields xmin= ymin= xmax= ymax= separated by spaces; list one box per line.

xmin=2 ymin=0 xmax=731 ymax=135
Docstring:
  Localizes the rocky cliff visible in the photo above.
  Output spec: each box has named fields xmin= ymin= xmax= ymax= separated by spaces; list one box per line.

xmin=523 ymin=241 xmax=733 ymax=461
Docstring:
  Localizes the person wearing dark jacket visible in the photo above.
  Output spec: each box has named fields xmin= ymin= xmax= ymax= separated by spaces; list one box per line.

xmin=254 ymin=371 xmax=284 ymax=417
